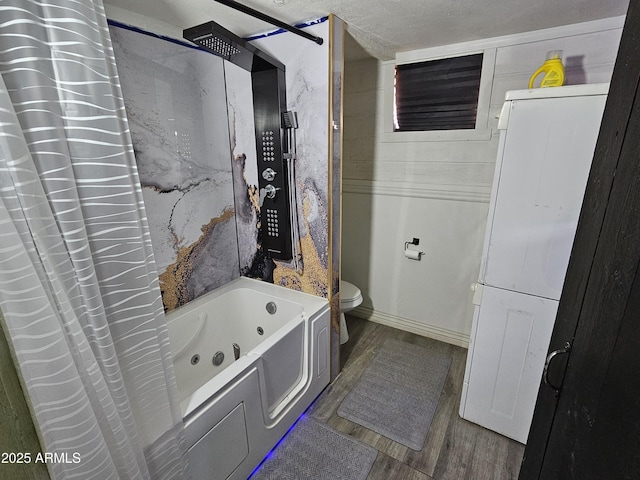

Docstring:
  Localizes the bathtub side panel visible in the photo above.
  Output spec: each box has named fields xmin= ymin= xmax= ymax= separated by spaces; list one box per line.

xmin=316 ymin=313 xmax=330 ymax=380
xmin=260 ymin=320 xmax=305 ymax=412
xmin=312 ymin=307 xmax=331 ymax=386
xmin=188 ymin=403 xmax=248 ymax=479
xmin=184 ymin=366 xmax=263 ymax=475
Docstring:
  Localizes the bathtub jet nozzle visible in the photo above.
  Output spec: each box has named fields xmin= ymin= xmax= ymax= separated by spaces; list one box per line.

xmin=233 ymin=343 xmax=240 ymax=361
xmin=266 ymin=302 xmax=277 ymax=315
xmin=212 ymin=351 xmax=225 ymax=366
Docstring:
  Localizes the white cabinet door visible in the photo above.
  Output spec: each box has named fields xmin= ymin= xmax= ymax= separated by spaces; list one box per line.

xmin=461 ymin=285 xmax=558 ymax=443
xmin=483 ymin=95 xmax=606 ymax=300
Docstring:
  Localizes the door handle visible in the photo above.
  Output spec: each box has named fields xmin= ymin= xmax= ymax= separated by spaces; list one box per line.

xmin=543 ymin=341 xmax=571 ymax=395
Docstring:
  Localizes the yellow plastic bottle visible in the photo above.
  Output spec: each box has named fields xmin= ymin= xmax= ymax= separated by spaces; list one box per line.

xmin=529 ymin=50 xmax=565 ymax=88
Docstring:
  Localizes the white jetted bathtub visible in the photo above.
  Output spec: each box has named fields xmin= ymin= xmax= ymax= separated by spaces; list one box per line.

xmin=166 ymin=277 xmax=330 ymax=479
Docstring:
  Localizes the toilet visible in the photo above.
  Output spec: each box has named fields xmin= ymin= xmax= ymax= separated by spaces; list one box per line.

xmin=339 ymin=280 xmax=362 ymax=344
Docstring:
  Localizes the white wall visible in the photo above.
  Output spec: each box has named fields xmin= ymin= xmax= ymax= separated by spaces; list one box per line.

xmin=342 ymin=16 xmax=624 ymax=347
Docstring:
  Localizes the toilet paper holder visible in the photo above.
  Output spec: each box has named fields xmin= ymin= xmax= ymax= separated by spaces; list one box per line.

xmin=404 ymin=238 xmax=425 ymax=260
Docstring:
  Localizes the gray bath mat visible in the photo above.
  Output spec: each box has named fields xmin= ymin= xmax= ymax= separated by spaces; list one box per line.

xmin=337 ymin=338 xmax=452 ymax=450
xmin=250 ymin=415 xmax=377 ymax=480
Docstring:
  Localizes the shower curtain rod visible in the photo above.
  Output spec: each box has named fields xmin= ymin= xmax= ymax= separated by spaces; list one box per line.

xmin=213 ymin=0 xmax=324 ymax=45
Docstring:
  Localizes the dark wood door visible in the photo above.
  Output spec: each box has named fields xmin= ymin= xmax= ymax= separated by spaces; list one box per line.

xmin=519 ymin=3 xmax=640 ymax=478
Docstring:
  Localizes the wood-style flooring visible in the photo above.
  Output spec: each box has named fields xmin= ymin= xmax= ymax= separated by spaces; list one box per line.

xmin=305 ymin=315 xmax=525 ymax=480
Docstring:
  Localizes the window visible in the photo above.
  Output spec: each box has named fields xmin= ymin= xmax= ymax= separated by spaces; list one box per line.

xmin=394 ymin=53 xmax=483 ymax=132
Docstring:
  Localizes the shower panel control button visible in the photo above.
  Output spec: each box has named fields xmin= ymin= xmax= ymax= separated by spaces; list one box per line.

xmin=261 ymin=131 xmax=275 ymax=162
xmin=262 ymin=168 xmax=277 ymax=181
xmin=266 ymin=209 xmax=279 ymax=237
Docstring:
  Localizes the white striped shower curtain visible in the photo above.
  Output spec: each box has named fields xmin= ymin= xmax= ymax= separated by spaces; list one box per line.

xmin=0 ymin=1 xmax=190 ymax=479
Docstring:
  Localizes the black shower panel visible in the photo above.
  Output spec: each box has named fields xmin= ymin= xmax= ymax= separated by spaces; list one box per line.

xmin=252 ymin=67 xmax=293 ymax=260
xmin=184 ymin=21 xmax=296 ymax=261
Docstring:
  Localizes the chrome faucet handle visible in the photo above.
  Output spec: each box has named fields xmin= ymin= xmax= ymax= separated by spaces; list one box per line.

xmin=264 ymin=184 xmax=278 ymax=199
xmin=262 ymin=168 xmax=277 ymax=181
xmin=258 ymin=184 xmax=279 ymax=207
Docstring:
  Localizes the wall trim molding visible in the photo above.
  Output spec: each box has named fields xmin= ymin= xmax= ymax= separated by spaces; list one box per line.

xmin=342 ymin=178 xmax=491 ymax=203
xmin=350 ymin=305 xmax=470 ymax=348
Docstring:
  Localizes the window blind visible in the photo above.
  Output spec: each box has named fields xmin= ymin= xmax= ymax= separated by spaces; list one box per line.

xmin=394 ymin=53 xmax=483 ymax=131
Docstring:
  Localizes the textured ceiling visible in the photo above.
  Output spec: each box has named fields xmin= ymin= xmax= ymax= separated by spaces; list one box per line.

xmin=103 ymin=0 xmax=629 ymax=60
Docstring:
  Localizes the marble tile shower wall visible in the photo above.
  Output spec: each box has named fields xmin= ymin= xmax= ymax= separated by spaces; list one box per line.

xmin=110 ymin=25 xmax=240 ymax=311
xmin=110 ymin=20 xmax=331 ymax=311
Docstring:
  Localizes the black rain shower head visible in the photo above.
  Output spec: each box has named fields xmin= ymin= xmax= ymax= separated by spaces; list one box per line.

xmin=184 ymin=21 xmax=284 ymax=72
xmin=184 ymin=21 xmax=252 ymax=70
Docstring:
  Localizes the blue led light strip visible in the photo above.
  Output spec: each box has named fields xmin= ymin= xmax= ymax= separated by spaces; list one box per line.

xmin=247 ymin=412 xmax=308 ymax=478
xmin=244 ymin=16 xmax=329 ymax=42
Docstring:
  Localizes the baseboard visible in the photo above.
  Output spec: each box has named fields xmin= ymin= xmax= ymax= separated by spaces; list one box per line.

xmin=349 ymin=306 xmax=470 ymax=348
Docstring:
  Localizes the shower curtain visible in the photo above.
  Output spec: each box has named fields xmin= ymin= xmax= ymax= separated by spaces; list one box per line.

xmin=0 ymin=1 xmax=190 ymax=479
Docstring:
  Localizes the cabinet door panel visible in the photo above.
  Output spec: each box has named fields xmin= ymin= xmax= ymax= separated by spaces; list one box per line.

xmin=462 ymin=286 xmax=558 ymax=443
xmin=484 ymin=95 xmax=605 ymax=299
